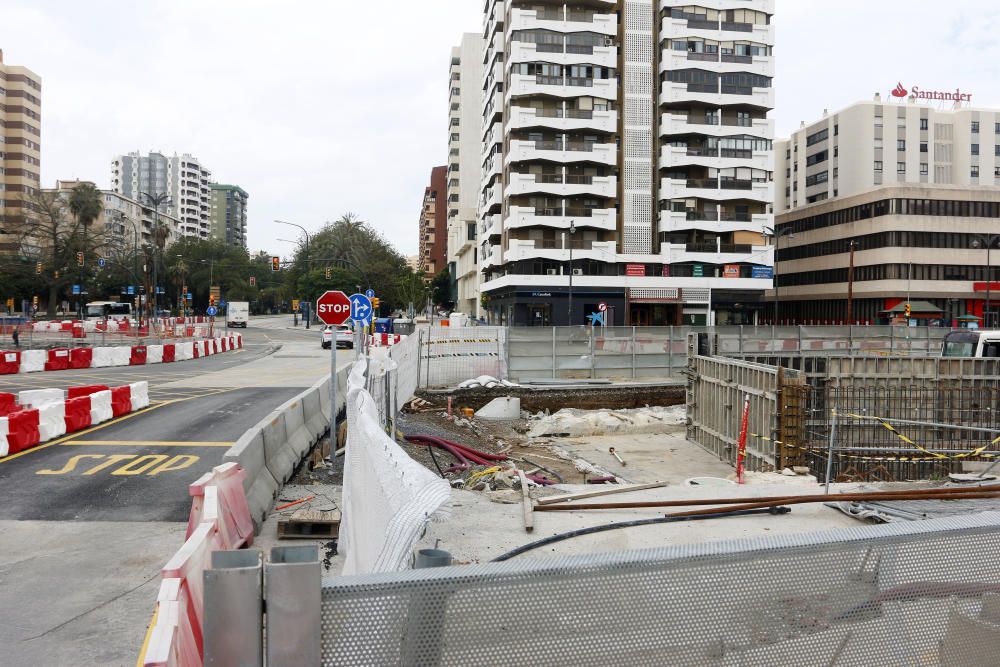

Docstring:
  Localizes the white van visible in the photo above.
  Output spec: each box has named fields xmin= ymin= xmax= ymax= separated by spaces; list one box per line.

xmin=941 ymin=330 xmax=1000 ymax=357
xmin=227 ymin=301 xmax=249 ymax=328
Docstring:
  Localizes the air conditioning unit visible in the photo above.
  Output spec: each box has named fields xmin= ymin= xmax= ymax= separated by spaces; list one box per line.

xmin=573 ymin=269 xmax=584 ymax=276
xmin=604 ymin=37 xmax=614 ymax=47
xmin=546 ymin=268 xmax=558 ymax=275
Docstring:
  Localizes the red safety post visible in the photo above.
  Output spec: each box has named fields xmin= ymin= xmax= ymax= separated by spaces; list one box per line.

xmin=735 ymin=393 xmax=750 ymax=485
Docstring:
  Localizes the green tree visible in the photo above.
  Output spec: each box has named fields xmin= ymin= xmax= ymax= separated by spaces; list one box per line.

xmin=430 ymin=269 xmax=452 ymax=309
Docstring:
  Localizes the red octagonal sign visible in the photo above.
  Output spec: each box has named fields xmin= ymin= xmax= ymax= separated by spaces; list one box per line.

xmin=316 ymin=290 xmax=352 ymax=325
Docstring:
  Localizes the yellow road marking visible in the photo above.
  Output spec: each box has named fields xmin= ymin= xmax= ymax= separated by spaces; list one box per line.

xmin=66 ymin=440 xmax=234 ymax=447
xmin=136 ymin=606 xmax=158 ymax=667
xmin=0 ymin=387 xmax=236 ymax=464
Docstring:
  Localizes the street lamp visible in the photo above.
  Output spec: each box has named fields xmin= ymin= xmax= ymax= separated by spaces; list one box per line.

xmin=566 ymin=220 xmax=576 ymax=326
xmin=763 ymin=225 xmax=793 ymax=325
xmin=972 ymin=234 xmax=1000 ymax=327
xmin=141 ymin=192 xmax=172 ymax=317
xmin=275 ymin=219 xmax=312 ymax=329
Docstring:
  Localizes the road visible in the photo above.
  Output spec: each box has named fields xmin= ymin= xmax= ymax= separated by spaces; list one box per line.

xmin=0 ymin=315 xmax=354 ymax=664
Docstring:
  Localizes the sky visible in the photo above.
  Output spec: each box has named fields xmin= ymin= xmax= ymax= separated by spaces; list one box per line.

xmin=2 ymin=0 xmax=999 ymax=258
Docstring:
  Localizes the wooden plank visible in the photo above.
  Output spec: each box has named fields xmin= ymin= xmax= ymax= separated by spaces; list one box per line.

xmin=536 ymin=481 xmax=668 ymax=506
xmin=277 ymin=509 xmax=341 ymax=540
xmin=517 ymin=470 xmax=534 ymax=533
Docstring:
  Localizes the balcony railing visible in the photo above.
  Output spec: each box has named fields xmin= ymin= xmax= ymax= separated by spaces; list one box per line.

xmin=567 ymin=77 xmax=595 ymax=87
xmin=720 ymin=85 xmax=753 ymax=95
xmin=566 ymin=109 xmax=595 ymax=119
xmin=536 ymin=75 xmax=563 ymax=86
xmin=686 ymin=178 xmax=718 ymax=189
xmin=534 ymin=140 xmax=564 ymax=150
xmin=721 ymin=117 xmax=757 ymax=127
xmin=720 ymin=178 xmax=753 ymax=190
xmin=721 ymin=54 xmax=753 ymax=64
xmin=566 ymin=45 xmax=596 ymax=55
xmin=686 ymin=18 xmax=718 ymax=30
xmin=687 ymin=52 xmax=718 ymax=62
xmin=531 ymin=108 xmax=596 ymax=119
xmin=533 ymin=239 xmax=594 ymax=250
xmin=685 ymin=242 xmax=718 ymax=253
xmin=687 ymin=115 xmax=719 ymax=125
xmin=720 ymin=148 xmax=752 ymax=159
xmin=535 ymin=174 xmax=564 ymax=183
xmin=565 ymin=175 xmax=595 ymax=184
xmin=720 ymin=212 xmax=754 ymax=222
xmin=721 ymin=21 xmax=754 ymax=32
xmin=564 ymin=206 xmax=598 ymax=217
xmin=720 ymin=243 xmax=752 ymax=253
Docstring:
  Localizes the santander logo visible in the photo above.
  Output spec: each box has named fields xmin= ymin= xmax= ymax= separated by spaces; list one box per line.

xmin=891 ymin=82 xmax=908 ymax=97
xmin=888 ymin=81 xmax=972 ymax=103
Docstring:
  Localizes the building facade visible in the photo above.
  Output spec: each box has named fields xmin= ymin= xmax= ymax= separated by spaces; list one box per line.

xmin=478 ymin=0 xmax=775 ymax=326
xmin=0 ymin=50 xmax=42 ymax=252
xmin=419 ymin=165 xmax=448 ymax=279
xmin=446 ymin=33 xmax=486 ymax=318
xmin=774 ymin=98 xmax=1000 ymax=326
xmin=110 ymin=152 xmax=213 ymax=240
xmin=209 ymin=184 xmax=248 ymax=248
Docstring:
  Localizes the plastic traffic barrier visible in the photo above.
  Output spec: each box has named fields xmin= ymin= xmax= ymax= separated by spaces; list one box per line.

xmin=64 ymin=396 xmax=92 ymax=432
xmin=5 ymin=409 xmax=40 ymax=454
xmin=129 ymin=382 xmax=150 ymax=411
xmin=130 ymin=345 xmax=148 ymax=366
xmin=90 ymin=390 xmax=113 ymax=424
xmin=0 ymin=393 xmax=15 ymax=417
xmin=0 ymin=351 xmax=19 ymax=375
xmin=37 ymin=401 xmax=66 ymax=441
xmin=111 ymin=385 xmax=132 ymax=417
xmin=162 ymin=344 xmax=175 ymax=363
xmin=187 ymin=463 xmax=254 ymax=549
xmin=70 ymin=347 xmax=93 ymax=369
xmin=18 ymin=388 xmax=63 ymax=408
xmin=68 ymin=385 xmax=109 ymax=399
xmin=19 ymin=349 xmax=45 ymax=373
xmin=146 ymin=345 xmax=164 ymax=364
xmin=111 ymin=346 xmax=131 ymax=367
xmin=45 ymin=348 xmax=71 ymax=371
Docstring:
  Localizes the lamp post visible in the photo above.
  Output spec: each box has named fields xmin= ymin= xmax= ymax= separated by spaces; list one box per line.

xmin=114 ymin=212 xmax=143 ymax=326
xmin=566 ymin=220 xmax=576 ymax=326
xmin=276 ymin=220 xmax=312 ymax=329
xmin=764 ymin=225 xmax=793 ymax=325
xmin=141 ymin=192 xmax=171 ymax=318
xmin=972 ymin=234 xmax=1000 ymax=327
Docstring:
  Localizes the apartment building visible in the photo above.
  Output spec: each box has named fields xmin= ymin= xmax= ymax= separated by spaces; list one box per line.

xmin=419 ymin=165 xmax=448 ymax=279
xmin=446 ymin=33 xmax=486 ymax=318
xmin=0 ymin=50 xmax=42 ymax=252
xmin=774 ymin=97 xmax=1000 ymax=326
xmin=110 ymin=152 xmax=213 ymax=240
xmin=478 ymin=1 xmax=775 ymax=326
xmin=209 ymin=184 xmax=249 ymax=248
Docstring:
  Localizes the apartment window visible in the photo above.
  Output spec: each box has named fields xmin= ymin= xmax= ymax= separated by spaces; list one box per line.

xmin=451 ymin=118 xmax=460 ymax=126
xmin=897 ymin=139 xmax=906 ymax=151
xmin=920 ymin=142 xmax=928 ymax=153
xmin=972 ymin=165 xmax=980 ymax=178
xmin=805 ymin=150 xmax=828 ymax=166
xmin=833 ymin=167 xmax=838 ymax=178
xmin=450 ymin=133 xmax=459 ymax=141
xmin=897 ymin=117 xmax=906 ymax=128
xmin=996 ymin=145 xmax=1000 ymax=157
xmin=972 ymin=143 xmax=980 ymax=155
xmin=874 ymin=161 xmax=883 ymax=172
xmin=920 ymin=163 xmax=929 ymax=176
xmin=875 ymin=116 xmax=883 ymax=127
xmin=785 ymin=168 xmax=790 ymax=177
xmin=874 ymin=138 xmax=883 ymax=149
xmin=805 ymin=171 xmax=828 ymax=186
xmin=805 ymin=128 xmax=828 ymax=146
xmin=785 ymin=148 xmax=790 ymax=159
xmin=920 ymin=118 xmax=929 ymax=130
xmin=834 ymin=124 xmax=839 ymax=136
xmin=995 ymin=166 xmax=1000 ymax=177
xmin=897 ymin=161 xmax=906 ymax=174
xmin=834 ymin=146 xmax=839 ymax=157
xmin=972 ymin=121 xmax=980 ymax=133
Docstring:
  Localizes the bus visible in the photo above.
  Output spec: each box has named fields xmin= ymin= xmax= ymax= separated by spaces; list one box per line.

xmin=941 ymin=330 xmax=1000 ymax=358
xmin=84 ymin=301 xmax=132 ymax=321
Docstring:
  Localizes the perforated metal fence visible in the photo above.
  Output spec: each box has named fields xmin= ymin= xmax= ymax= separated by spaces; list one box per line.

xmin=319 ymin=513 xmax=1000 ymax=666
xmin=417 ymin=326 xmax=506 ymax=388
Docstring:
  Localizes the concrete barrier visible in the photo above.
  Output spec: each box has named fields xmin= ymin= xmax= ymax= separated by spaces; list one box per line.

xmin=223 ymin=429 xmax=279 ymax=530
xmin=279 ymin=399 xmax=311 ymax=459
xmin=261 ymin=412 xmax=297 ymax=485
xmin=301 ymin=387 xmax=326 ymax=443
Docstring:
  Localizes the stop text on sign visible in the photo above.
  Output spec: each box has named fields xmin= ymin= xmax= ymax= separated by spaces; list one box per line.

xmin=316 ymin=290 xmax=352 ymax=325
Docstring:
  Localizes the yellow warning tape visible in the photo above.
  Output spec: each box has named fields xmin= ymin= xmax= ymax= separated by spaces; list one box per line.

xmin=749 ymin=432 xmax=999 ymax=463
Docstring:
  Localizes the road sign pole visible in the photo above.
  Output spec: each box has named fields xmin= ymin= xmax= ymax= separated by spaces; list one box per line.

xmin=330 ymin=337 xmax=337 ymax=451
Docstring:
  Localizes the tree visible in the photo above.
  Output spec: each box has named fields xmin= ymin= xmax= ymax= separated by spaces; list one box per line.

xmin=68 ymin=182 xmax=103 ymax=231
xmin=430 ymin=269 xmax=453 ymax=310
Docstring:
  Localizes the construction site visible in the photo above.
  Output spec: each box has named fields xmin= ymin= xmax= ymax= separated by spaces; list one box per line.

xmin=135 ymin=323 xmax=1000 ymax=666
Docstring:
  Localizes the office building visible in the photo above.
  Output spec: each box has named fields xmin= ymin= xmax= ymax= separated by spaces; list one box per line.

xmin=419 ymin=165 xmax=448 ymax=279
xmin=110 ymin=151 xmax=213 ymax=239
xmin=774 ymin=97 xmax=1000 ymax=325
xmin=446 ymin=33 xmax=486 ymax=318
xmin=478 ymin=0 xmax=775 ymax=326
xmin=0 ymin=50 xmax=42 ymax=252
xmin=209 ymin=184 xmax=248 ymax=248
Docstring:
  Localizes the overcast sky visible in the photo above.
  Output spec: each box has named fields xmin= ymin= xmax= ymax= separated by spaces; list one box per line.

xmin=2 ymin=0 xmax=998 ymax=258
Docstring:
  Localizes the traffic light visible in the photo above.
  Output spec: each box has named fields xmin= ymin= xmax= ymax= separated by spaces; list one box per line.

xmin=5 ymin=298 xmax=13 ymax=311
xmin=249 ymin=276 xmax=256 ymax=287
xmin=271 ymin=256 xmax=280 ymax=272
xmin=372 ymin=297 xmax=380 ymax=311
xmin=32 ymin=295 xmax=38 ymax=309
xmin=35 ymin=261 xmax=42 ymax=274
xmin=209 ymin=295 xmax=216 ymax=307
xmin=325 ymin=266 xmax=332 ymax=280
xmin=904 ymin=302 xmax=911 ymax=319
xmin=76 ymin=251 xmax=84 ymax=266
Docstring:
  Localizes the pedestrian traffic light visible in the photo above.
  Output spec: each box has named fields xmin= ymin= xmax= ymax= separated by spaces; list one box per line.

xmin=271 ymin=256 xmax=280 ymax=272
xmin=35 ymin=261 xmax=42 ymax=274
xmin=905 ymin=303 xmax=911 ymax=318
xmin=76 ymin=251 xmax=84 ymax=266
xmin=325 ymin=266 xmax=332 ymax=280
xmin=249 ymin=276 xmax=256 ymax=287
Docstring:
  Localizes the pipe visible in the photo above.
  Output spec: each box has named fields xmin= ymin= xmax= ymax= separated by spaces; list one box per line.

xmin=534 ymin=485 xmax=1000 ymax=512
xmin=492 ymin=507 xmax=791 ymax=562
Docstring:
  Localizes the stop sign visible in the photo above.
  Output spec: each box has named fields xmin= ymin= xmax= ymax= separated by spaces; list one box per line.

xmin=316 ymin=290 xmax=351 ymax=325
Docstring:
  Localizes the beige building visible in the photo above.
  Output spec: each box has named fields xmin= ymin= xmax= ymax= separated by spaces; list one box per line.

xmin=0 ymin=49 xmax=42 ymax=252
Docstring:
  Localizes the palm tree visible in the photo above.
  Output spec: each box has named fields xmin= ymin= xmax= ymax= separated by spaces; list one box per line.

xmin=68 ymin=182 xmax=103 ymax=231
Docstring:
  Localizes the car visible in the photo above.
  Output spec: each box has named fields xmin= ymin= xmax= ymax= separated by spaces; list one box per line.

xmin=322 ymin=324 xmax=354 ymax=349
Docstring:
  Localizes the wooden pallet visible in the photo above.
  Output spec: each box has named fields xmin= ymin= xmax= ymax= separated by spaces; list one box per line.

xmin=277 ymin=509 xmax=341 ymax=539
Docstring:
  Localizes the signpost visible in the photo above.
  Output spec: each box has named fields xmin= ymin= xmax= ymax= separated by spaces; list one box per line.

xmin=317 ymin=290 xmax=352 ymax=443
xmin=365 ymin=289 xmax=375 ymax=299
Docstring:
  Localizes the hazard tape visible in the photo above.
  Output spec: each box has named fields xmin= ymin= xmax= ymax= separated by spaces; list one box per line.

xmin=426 ymin=339 xmax=498 ymax=345
xmin=749 ymin=432 xmax=1000 ymax=463
xmin=425 ymin=352 xmax=500 ymax=359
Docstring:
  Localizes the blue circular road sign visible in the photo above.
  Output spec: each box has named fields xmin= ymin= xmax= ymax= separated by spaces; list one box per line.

xmin=207 ymin=306 xmax=218 ymax=317
xmin=365 ymin=289 xmax=375 ymax=299
xmin=349 ymin=293 xmax=373 ymax=326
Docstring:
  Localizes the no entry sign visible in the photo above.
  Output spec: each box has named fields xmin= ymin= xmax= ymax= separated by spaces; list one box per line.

xmin=316 ymin=290 xmax=351 ymax=325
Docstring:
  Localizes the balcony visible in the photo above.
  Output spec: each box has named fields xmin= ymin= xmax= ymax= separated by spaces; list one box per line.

xmin=507 ymin=106 xmax=617 ymax=134
xmin=659 ymin=176 xmax=773 ymax=202
xmin=505 ymin=205 xmax=617 ymax=232
xmin=509 ymin=7 xmax=617 ymax=36
xmin=509 ymin=41 xmax=617 ymax=69
xmin=662 ymin=241 xmax=773 ymax=265
xmin=658 ymin=209 xmax=770 ymax=235
xmin=507 ymin=73 xmax=617 ymax=102
xmin=482 ymin=185 xmax=502 ymax=211
xmin=481 ymin=214 xmax=502 ymax=241
xmin=506 ymin=173 xmax=617 ymax=198
xmin=660 ymin=80 xmax=774 ymax=109
xmin=660 ymin=112 xmax=774 ymax=139
xmin=506 ymin=238 xmax=617 ymax=262
xmin=658 ymin=144 xmax=772 ymax=170
xmin=504 ymin=139 xmax=617 ymax=167
xmin=661 ymin=14 xmax=775 ymax=44
xmin=660 ymin=50 xmax=774 ymax=77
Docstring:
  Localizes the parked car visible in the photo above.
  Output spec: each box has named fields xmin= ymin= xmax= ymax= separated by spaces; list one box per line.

xmin=322 ymin=324 xmax=354 ymax=349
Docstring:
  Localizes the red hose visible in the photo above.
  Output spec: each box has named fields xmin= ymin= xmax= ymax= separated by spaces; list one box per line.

xmin=405 ymin=435 xmax=491 ymax=466
xmin=435 ymin=437 xmax=509 ymax=462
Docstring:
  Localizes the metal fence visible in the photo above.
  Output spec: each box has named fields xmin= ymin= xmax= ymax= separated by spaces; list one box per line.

xmin=318 ymin=513 xmax=1000 ymax=666
xmin=416 ymin=326 xmax=506 ymax=388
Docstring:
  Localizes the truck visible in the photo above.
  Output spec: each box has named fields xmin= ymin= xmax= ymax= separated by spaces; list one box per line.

xmin=227 ymin=301 xmax=249 ymax=328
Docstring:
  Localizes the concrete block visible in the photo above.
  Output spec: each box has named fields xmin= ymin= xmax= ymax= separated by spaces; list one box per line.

xmin=475 ymin=396 xmax=521 ymax=421
xmin=280 ymin=399 xmax=310 ymax=459
xmin=301 ymin=387 xmax=326 ymax=441
xmin=224 ymin=429 xmax=279 ymax=531
xmin=261 ymin=412 xmax=297 ymax=485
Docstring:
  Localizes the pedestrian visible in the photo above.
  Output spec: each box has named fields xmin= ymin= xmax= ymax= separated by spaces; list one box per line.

xmin=12 ymin=327 xmax=19 ymax=348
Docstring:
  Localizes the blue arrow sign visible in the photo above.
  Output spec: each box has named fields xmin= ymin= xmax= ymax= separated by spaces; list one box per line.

xmin=365 ymin=289 xmax=375 ymax=299
xmin=207 ymin=306 xmax=218 ymax=317
xmin=349 ymin=293 xmax=373 ymax=326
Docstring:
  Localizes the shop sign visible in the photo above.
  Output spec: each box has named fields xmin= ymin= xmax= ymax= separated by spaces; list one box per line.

xmin=626 ymin=264 xmax=646 ymax=277
xmin=723 ymin=264 xmax=741 ymax=279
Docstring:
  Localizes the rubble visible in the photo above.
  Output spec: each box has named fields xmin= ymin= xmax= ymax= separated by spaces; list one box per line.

xmin=527 ymin=405 xmax=686 ymax=438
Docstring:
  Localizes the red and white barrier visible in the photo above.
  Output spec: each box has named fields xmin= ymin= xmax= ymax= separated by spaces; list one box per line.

xmin=143 ymin=462 xmax=254 ymax=666
xmin=370 ymin=333 xmax=402 ymax=346
xmin=0 ymin=381 xmax=148 ymax=458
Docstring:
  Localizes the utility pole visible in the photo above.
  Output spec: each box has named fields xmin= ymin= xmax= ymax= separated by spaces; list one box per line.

xmin=846 ymin=240 xmax=855 ymax=324
xmin=142 ymin=192 xmax=171 ymax=318
xmin=566 ymin=220 xmax=575 ymax=326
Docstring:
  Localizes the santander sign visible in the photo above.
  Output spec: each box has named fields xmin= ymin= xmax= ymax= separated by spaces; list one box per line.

xmin=891 ymin=81 xmax=972 ymax=103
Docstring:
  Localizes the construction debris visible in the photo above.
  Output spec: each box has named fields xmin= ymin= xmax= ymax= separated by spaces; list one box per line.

xmin=277 ymin=509 xmax=342 ymax=540
xmin=527 ymin=405 xmax=685 ymax=438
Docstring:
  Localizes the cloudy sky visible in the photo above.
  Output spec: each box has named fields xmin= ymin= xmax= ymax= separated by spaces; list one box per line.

xmin=2 ymin=0 xmax=998 ymax=258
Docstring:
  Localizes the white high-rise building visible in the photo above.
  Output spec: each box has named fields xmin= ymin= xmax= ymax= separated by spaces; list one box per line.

xmin=446 ymin=33 xmax=485 ymax=318
xmin=110 ymin=152 xmax=213 ymax=240
xmin=478 ymin=0 xmax=775 ymax=326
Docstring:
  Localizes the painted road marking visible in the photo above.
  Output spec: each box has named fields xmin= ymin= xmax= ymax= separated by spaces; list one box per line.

xmin=36 ymin=453 xmax=199 ymax=476
xmin=66 ymin=440 xmax=234 ymax=447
